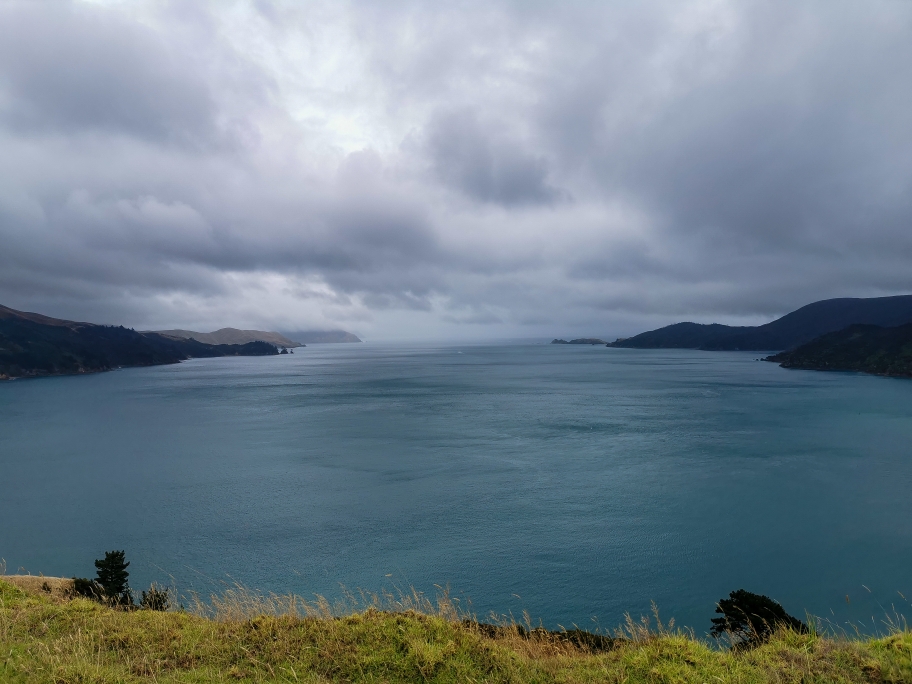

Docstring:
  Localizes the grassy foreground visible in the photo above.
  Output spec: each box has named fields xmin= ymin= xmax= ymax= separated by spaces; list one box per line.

xmin=2 ymin=579 xmax=911 ymax=683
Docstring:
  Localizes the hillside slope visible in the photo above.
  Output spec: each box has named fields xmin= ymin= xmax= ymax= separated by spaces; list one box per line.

xmin=608 ymin=295 xmax=912 ymax=351
xmin=766 ymin=323 xmax=912 ymax=377
xmin=0 ymin=306 xmax=279 ymax=379
xmin=2 ymin=579 xmax=910 ymax=683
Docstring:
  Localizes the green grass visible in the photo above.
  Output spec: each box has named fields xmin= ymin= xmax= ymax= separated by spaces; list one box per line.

xmin=1 ymin=579 xmax=910 ymax=683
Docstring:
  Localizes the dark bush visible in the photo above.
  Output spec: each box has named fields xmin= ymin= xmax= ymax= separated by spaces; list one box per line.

xmin=711 ymin=589 xmax=807 ymax=648
xmin=460 ymin=620 xmax=616 ymax=653
xmin=140 ymin=584 xmax=172 ymax=611
xmin=71 ymin=577 xmax=103 ymax=600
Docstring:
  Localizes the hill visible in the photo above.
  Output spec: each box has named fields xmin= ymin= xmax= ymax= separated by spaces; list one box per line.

xmin=766 ymin=323 xmax=912 ymax=377
xmin=154 ymin=328 xmax=302 ymax=347
xmin=282 ymin=329 xmax=362 ymax=343
xmin=607 ymin=295 xmax=912 ymax=351
xmin=2 ymin=578 xmax=910 ymax=683
xmin=0 ymin=305 xmax=279 ymax=380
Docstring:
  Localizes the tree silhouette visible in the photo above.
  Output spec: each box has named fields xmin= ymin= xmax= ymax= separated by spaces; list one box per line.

xmin=710 ymin=589 xmax=807 ymax=648
xmin=94 ymin=550 xmax=132 ymax=605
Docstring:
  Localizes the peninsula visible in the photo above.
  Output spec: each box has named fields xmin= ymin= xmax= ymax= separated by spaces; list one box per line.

xmin=607 ymin=295 xmax=912 ymax=351
xmin=765 ymin=323 xmax=912 ymax=377
xmin=0 ymin=305 xmax=282 ymax=380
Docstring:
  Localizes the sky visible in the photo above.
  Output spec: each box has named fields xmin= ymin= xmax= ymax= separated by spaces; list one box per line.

xmin=1 ymin=0 xmax=911 ymax=341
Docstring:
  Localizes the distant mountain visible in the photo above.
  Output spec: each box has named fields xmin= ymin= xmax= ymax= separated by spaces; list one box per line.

xmin=282 ymin=330 xmax=362 ymax=343
xmin=154 ymin=328 xmax=301 ymax=347
xmin=0 ymin=305 xmax=279 ymax=380
xmin=765 ymin=323 xmax=912 ymax=378
xmin=552 ymin=338 xmax=606 ymax=345
xmin=607 ymin=295 xmax=912 ymax=351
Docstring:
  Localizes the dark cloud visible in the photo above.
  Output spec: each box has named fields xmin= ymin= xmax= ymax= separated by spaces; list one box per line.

xmin=425 ymin=109 xmax=562 ymax=206
xmin=0 ymin=2 xmax=217 ymax=145
xmin=0 ymin=0 xmax=910 ymax=338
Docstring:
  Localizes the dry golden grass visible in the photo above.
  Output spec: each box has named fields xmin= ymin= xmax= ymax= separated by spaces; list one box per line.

xmin=2 ymin=577 xmax=911 ymax=683
xmin=2 ymin=575 xmax=75 ymax=602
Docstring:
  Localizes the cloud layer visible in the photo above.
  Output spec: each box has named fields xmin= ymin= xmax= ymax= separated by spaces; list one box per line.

xmin=1 ymin=0 xmax=910 ymax=339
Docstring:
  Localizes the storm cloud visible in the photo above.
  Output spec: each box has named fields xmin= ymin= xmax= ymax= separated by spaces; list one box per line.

xmin=1 ymin=0 xmax=910 ymax=339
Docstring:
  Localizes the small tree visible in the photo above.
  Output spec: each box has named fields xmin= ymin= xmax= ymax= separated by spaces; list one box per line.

xmin=710 ymin=589 xmax=807 ymax=648
xmin=94 ymin=550 xmax=132 ymax=606
xmin=140 ymin=584 xmax=172 ymax=611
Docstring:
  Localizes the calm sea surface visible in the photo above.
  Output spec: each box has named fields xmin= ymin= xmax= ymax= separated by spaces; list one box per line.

xmin=2 ymin=343 xmax=911 ymax=633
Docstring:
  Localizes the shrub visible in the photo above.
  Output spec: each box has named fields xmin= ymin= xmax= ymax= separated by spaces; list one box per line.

xmin=71 ymin=577 xmax=103 ymax=600
xmin=140 ymin=584 xmax=172 ymax=611
xmin=710 ymin=589 xmax=807 ymax=648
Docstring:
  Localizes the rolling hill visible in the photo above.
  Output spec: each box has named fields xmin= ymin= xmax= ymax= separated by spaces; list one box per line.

xmin=0 ymin=305 xmax=279 ymax=380
xmin=607 ymin=295 xmax=912 ymax=351
xmin=766 ymin=323 xmax=912 ymax=377
xmin=154 ymin=328 xmax=302 ymax=347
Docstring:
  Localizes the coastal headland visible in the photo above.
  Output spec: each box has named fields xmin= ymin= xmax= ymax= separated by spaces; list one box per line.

xmin=606 ymin=295 xmax=912 ymax=352
xmin=553 ymin=294 xmax=912 ymax=379
xmin=0 ymin=303 xmax=370 ymax=380
xmin=0 ymin=305 xmax=282 ymax=380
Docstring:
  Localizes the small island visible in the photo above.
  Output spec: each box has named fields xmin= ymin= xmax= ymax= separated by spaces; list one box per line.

xmin=551 ymin=338 xmax=607 ymax=345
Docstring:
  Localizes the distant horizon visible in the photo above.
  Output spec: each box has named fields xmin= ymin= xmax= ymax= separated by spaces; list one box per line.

xmin=10 ymin=292 xmax=912 ymax=344
xmin=0 ymin=297 xmax=772 ymax=344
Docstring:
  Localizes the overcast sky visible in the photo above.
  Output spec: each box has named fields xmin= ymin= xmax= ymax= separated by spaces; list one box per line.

xmin=1 ymin=0 xmax=910 ymax=340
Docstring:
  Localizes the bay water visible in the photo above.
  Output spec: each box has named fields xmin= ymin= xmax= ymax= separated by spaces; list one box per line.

xmin=2 ymin=343 xmax=911 ymax=634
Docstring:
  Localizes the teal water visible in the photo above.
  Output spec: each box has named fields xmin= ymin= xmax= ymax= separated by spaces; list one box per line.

xmin=2 ymin=343 xmax=911 ymax=633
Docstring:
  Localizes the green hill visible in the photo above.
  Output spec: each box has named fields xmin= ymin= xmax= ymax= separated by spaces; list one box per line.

xmin=766 ymin=323 xmax=912 ymax=377
xmin=0 ymin=305 xmax=279 ymax=380
xmin=1 ymin=578 xmax=910 ymax=683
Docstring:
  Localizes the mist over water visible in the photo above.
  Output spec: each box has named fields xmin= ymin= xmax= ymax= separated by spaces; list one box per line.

xmin=2 ymin=343 xmax=911 ymax=633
